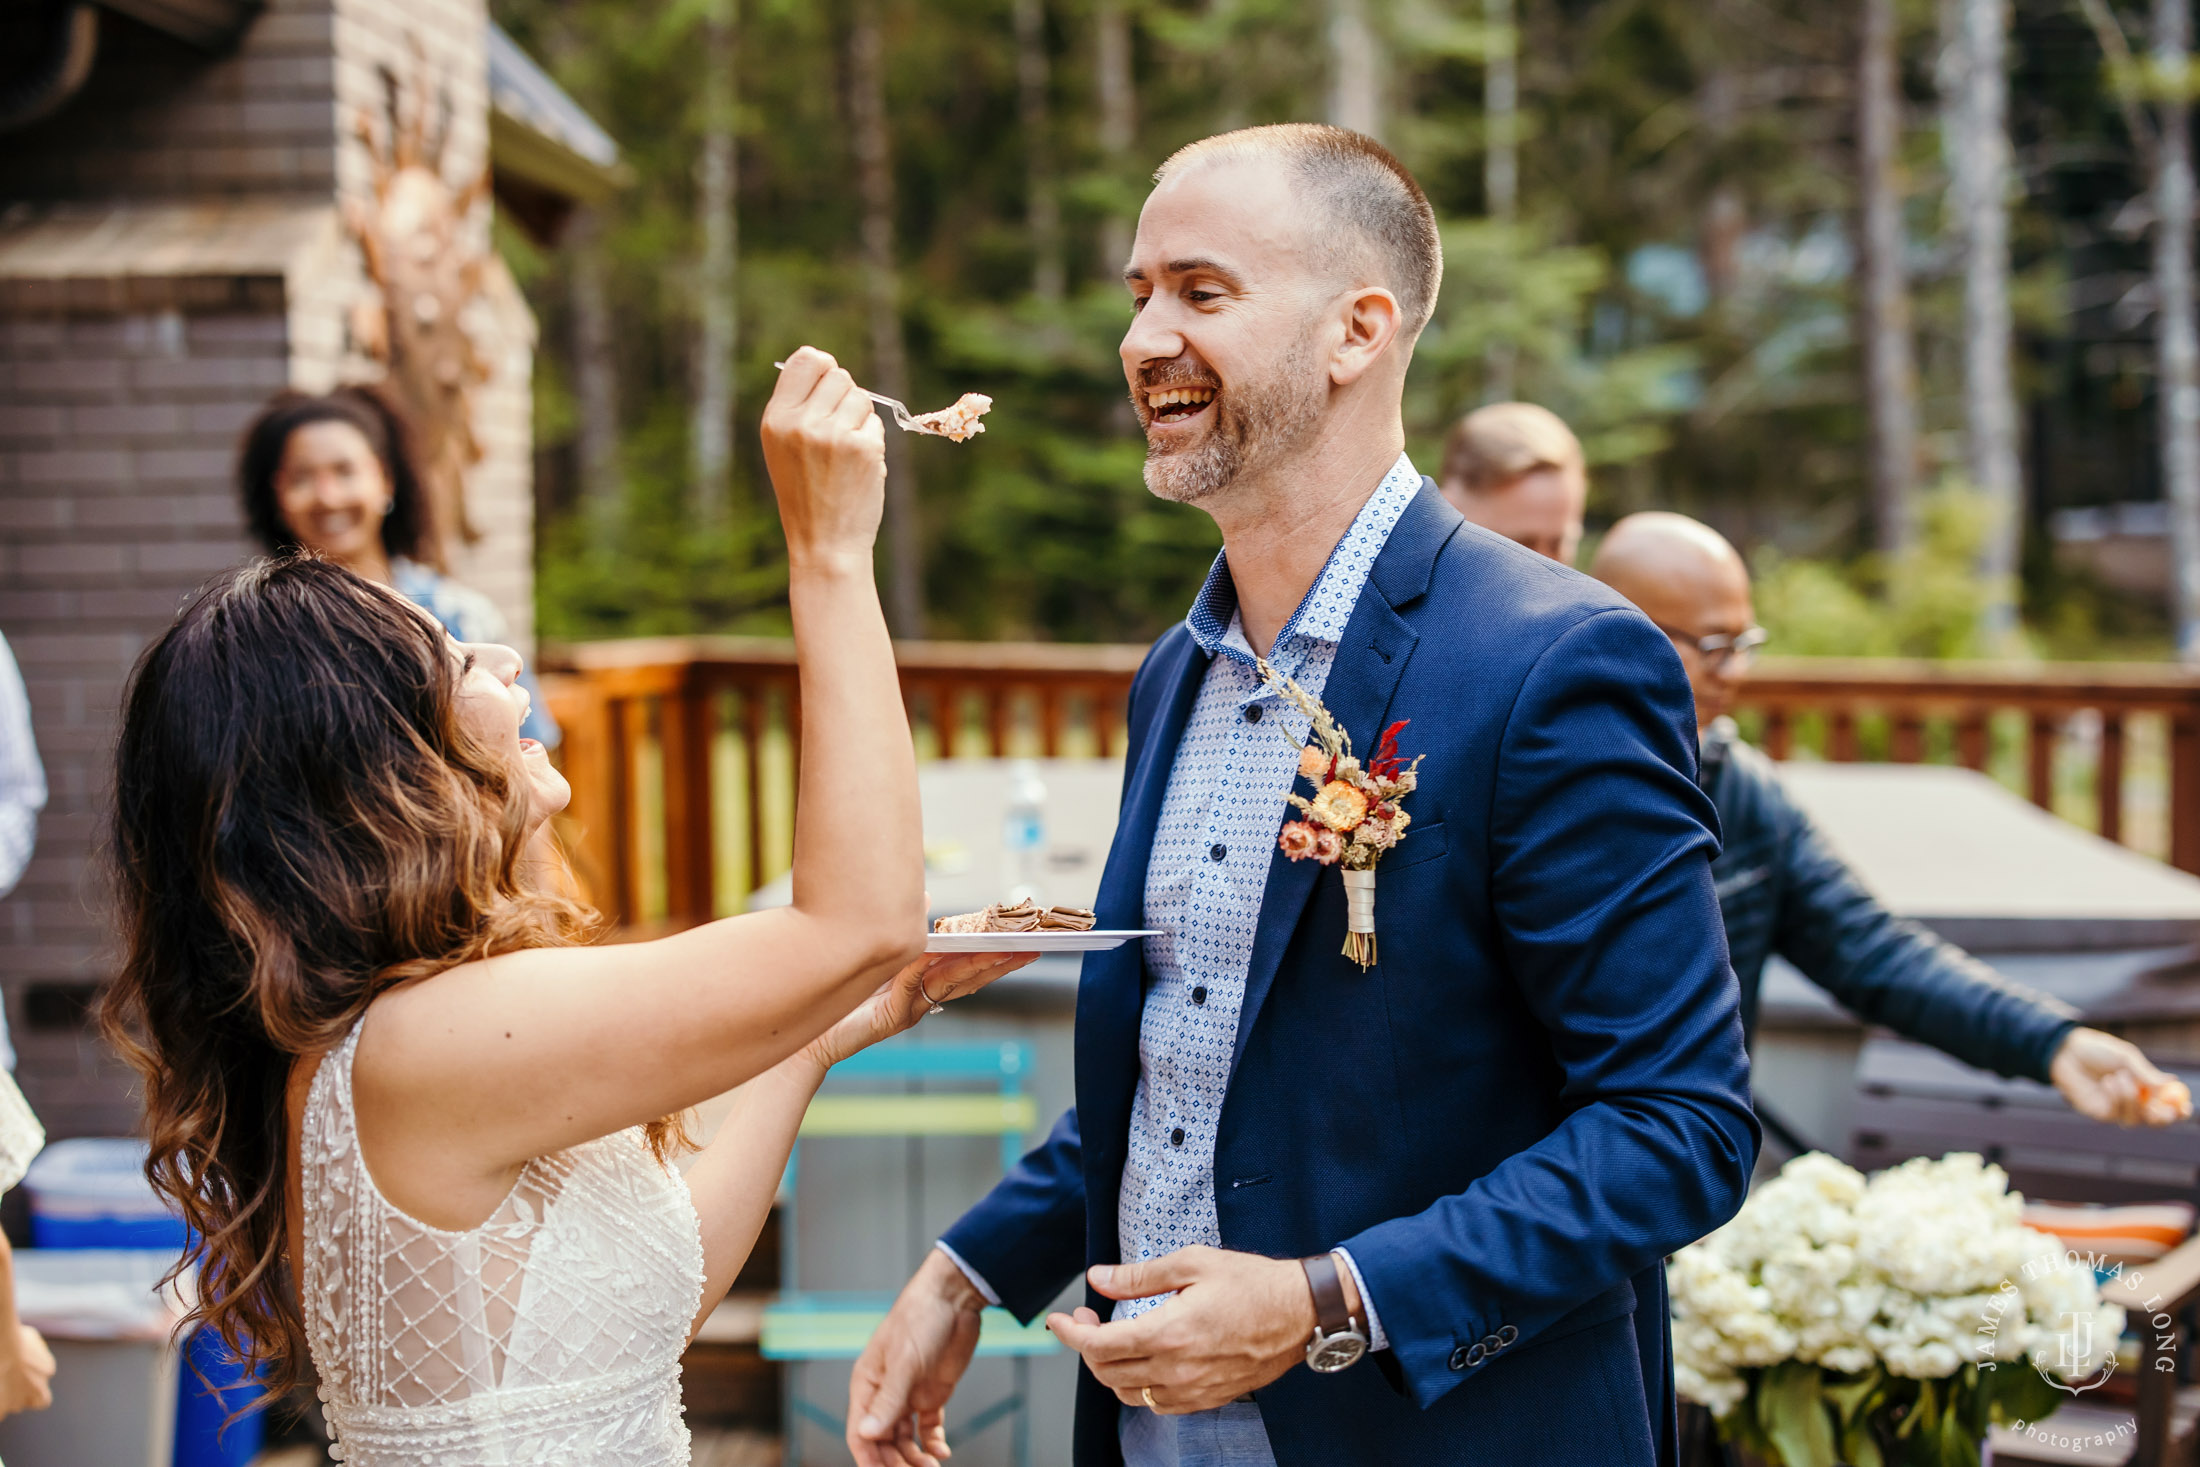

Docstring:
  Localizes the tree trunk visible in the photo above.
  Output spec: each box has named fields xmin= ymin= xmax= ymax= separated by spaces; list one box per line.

xmin=1859 ymin=0 xmax=1920 ymax=552
xmin=1014 ymin=0 xmax=1063 ymax=301
xmin=2155 ymin=0 xmax=2200 ymax=659
xmin=1325 ymin=0 xmax=1381 ymax=140
xmin=1941 ymin=0 xmax=2022 ymax=645
xmin=1095 ymin=0 xmax=1136 ymax=275
xmin=1484 ymin=0 xmax=1516 ymax=221
xmin=569 ymin=207 xmax=621 ymax=528
xmin=691 ymin=0 xmax=737 ymax=525
xmin=850 ymin=0 xmax=925 ymax=638
xmin=1483 ymin=0 xmax=1517 ymax=400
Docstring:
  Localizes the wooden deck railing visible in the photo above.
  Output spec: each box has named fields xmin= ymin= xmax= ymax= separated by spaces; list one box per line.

xmin=539 ymin=637 xmax=1145 ymax=928
xmin=537 ymin=642 xmax=2200 ymax=927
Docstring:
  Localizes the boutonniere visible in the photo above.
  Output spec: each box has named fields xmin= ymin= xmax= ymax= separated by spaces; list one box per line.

xmin=1257 ymin=659 xmax=1424 ymax=971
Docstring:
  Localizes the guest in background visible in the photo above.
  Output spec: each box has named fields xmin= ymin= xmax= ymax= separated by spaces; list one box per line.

xmin=236 ymin=386 xmax=560 ymax=748
xmin=0 ymin=630 xmax=52 ymax=1420
xmin=1436 ymin=400 xmax=1588 ymax=564
xmin=1448 ymin=450 xmax=2190 ymax=1127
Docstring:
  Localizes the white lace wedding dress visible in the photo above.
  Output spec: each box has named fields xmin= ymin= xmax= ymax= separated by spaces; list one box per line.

xmin=299 ymin=1021 xmax=705 ymax=1465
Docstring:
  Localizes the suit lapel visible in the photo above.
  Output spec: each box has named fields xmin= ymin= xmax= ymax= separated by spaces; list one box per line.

xmin=1228 ymin=481 xmax=1461 ymax=1071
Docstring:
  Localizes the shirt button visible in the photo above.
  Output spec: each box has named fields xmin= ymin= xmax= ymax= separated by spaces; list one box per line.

xmin=1191 ymin=986 xmax=1207 ymax=1005
xmin=1245 ymin=705 xmax=1263 ymax=723
xmin=1170 ymin=1128 xmax=1186 ymax=1147
xmin=1209 ymin=843 xmax=1227 ymax=862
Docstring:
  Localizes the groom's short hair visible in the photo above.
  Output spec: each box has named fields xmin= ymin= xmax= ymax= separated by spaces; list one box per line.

xmin=1153 ymin=124 xmax=1444 ymax=339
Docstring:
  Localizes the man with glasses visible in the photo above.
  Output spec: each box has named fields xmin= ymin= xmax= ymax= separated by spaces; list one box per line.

xmin=1445 ymin=415 xmax=2186 ymax=1126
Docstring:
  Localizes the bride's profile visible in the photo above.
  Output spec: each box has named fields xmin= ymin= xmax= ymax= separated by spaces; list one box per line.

xmin=99 ymin=348 xmax=1016 ymax=1465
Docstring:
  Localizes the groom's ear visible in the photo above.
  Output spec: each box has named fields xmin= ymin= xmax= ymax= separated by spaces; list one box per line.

xmin=1330 ymin=287 xmax=1403 ymax=386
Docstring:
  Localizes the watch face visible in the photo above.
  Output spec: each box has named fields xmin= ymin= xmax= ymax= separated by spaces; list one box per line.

xmin=1307 ymin=1331 xmax=1368 ymax=1373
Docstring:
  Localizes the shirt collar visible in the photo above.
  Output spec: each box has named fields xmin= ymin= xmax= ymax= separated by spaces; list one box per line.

xmin=1185 ymin=452 xmax=1423 ymax=666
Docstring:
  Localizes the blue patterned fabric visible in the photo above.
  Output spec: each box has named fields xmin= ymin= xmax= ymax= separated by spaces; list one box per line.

xmin=1118 ymin=454 xmax=1419 ymax=1336
xmin=1120 ymin=1402 xmax=1275 ymax=1467
xmin=1106 ymin=454 xmax=1417 ymax=1465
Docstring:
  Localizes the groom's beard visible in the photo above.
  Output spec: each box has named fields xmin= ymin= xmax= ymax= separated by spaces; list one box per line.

xmin=1139 ymin=330 xmax=1327 ymax=506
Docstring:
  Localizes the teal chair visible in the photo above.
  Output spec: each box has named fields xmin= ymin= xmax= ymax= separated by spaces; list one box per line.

xmin=762 ymin=1039 xmax=1057 ymax=1466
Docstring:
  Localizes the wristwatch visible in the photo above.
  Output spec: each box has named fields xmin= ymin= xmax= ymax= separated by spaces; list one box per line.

xmin=1300 ymin=1251 xmax=1369 ymax=1372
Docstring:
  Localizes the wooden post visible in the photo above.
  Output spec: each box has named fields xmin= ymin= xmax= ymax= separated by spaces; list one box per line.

xmin=1763 ymin=708 xmax=1791 ymax=761
xmin=1829 ymin=709 xmax=1860 ymax=762
xmin=2171 ymin=706 xmax=2200 ymax=872
xmin=618 ymin=697 xmax=655 ymax=924
xmin=1891 ymin=711 xmax=1925 ymax=763
xmin=2099 ymin=711 xmax=2126 ymax=844
xmin=1040 ymin=686 xmax=1064 ymax=758
xmin=743 ymin=685 xmax=768 ymax=906
xmin=1955 ymin=709 xmax=1989 ymax=770
xmin=659 ymin=677 xmax=717 ymax=928
xmin=546 ymin=678 xmax=624 ymax=925
xmin=2029 ymin=712 xmax=2058 ymax=809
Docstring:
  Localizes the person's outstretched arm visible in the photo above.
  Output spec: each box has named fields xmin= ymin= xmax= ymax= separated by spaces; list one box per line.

xmin=355 ymin=347 xmax=930 ymax=1209
xmin=1771 ymin=789 xmax=2188 ymax=1123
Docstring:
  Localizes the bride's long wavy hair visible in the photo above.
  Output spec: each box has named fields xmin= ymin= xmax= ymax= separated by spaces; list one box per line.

xmin=100 ymin=556 xmax=662 ymax=1393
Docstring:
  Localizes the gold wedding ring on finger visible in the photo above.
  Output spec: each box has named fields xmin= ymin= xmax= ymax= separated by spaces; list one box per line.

xmin=1141 ymin=1386 xmax=1157 ymax=1410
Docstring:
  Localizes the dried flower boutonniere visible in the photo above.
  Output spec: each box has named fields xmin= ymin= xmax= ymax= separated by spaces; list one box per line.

xmin=1258 ymin=659 xmax=1425 ymax=970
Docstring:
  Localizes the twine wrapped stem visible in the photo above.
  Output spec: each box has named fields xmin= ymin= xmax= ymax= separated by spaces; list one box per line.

xmin=1342 ymin=868 xmax=1377 ymax=969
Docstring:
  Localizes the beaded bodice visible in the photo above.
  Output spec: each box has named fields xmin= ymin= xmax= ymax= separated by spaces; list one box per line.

xmin=299 ymin=1021 xmax=704 ymax=1466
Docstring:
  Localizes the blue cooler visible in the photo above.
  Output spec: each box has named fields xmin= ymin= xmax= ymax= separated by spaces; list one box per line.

xmin=19 ymin=1140 xmax=262 ymax=1465
xmin=23 ymin=1138 xmax=187 ymax=1250
xmin=174 ymin=1326 xmax=263 ymax=1467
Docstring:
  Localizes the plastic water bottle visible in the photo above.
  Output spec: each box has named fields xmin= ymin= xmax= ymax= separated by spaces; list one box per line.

xmin=1003 ymin=759 xmax=1048 ymax=904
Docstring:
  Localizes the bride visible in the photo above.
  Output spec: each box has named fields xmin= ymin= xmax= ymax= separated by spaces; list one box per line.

xmin=100 ymin=349 xmax=1021 ymax=1465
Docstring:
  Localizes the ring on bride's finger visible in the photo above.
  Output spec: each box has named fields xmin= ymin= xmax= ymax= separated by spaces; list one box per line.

xmin=1141 ymin=1386 xmax=1157 ymax=1409
xmin=919 ymin=976 xmax=946 ymax=1015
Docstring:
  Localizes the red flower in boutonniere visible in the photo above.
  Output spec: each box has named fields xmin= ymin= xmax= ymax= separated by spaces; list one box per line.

xmin=1258 ymin=660 xmax=1425 ymax=970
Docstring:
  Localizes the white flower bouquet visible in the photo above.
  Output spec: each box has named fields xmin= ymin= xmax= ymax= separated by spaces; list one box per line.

xmin=1669 ymin=1152 xmax=2123 ymax=1467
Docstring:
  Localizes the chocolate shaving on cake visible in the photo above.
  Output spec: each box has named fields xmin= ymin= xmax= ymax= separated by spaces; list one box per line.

xmin=1037 ymin=906 xmax=1096 ymax=931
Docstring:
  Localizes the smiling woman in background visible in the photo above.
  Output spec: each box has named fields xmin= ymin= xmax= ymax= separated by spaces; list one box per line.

xmin=236 ymin=385 xmax=561 ymax=748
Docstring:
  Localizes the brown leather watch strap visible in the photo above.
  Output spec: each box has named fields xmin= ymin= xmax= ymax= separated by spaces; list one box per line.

xmin=1300 ymin=1252 xmax=1353 ymax=1334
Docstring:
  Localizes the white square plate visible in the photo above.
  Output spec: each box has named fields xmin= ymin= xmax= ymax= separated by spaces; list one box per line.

xmin=924 ymin=930 xmax=1157 ymax=953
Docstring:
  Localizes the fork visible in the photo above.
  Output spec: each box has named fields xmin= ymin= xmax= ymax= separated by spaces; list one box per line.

xmin=771 ymin=360 xmax=931 ymax=435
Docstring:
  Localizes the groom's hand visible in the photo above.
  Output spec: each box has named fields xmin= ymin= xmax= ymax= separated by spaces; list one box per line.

xmin=1045 ymin=1246 xmax=1319 ymax=1414
xmin=847 ymin=1248 xmax=988 ymax=1467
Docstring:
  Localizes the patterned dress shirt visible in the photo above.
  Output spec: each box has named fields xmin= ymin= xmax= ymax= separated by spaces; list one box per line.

xmin=1113 ymin=453 xmax=1419 ymax=1348
xmin=939 ymin=455 xmax=1421 ymax=1467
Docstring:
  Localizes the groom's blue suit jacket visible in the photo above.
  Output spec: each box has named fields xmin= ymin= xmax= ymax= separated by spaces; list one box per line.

xmin=941 ymin=482 xmax=1759 ymax=1467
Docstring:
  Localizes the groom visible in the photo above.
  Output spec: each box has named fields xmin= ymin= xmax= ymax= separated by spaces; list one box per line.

xmin=848 ymin=125 xmax=1758 ymax=1467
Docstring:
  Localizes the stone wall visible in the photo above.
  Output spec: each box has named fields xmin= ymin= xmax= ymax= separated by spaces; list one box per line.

xmin=0 ymin=0 xmax=536 ymax=1135
xmin=0 ymin=308 xmax=284 ymax=1136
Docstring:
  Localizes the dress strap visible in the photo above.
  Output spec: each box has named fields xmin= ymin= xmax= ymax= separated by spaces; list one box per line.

xmin=297 ymin=1017 xmax=370 ymax=1404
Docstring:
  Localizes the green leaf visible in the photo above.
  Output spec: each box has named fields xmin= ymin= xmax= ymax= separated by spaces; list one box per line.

xmin=1898 ymin=1378 xmax=1939 ymax=1440
xmin=1980 ymin=1362 xmax=2069 ymax=1430
xmin=1755 ymin=1361 xmax=1839 ymax=1467
xmin=1938 ymin=1400 xmax=1982 ymax=1467
xmin=1840 ymin=1415 xmax=1888 ymax=1467
xmin=1824 ymin=1368 xmax=1886 ymax=1430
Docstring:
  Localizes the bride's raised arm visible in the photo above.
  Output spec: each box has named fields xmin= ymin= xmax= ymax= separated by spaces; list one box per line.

xmin=357 ymin=346 xmax=931 ymax=1191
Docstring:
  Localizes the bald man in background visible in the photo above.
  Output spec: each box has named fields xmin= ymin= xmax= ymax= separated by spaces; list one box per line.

xmin=1443 ymin=403 xmax=2190 ymax=1126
